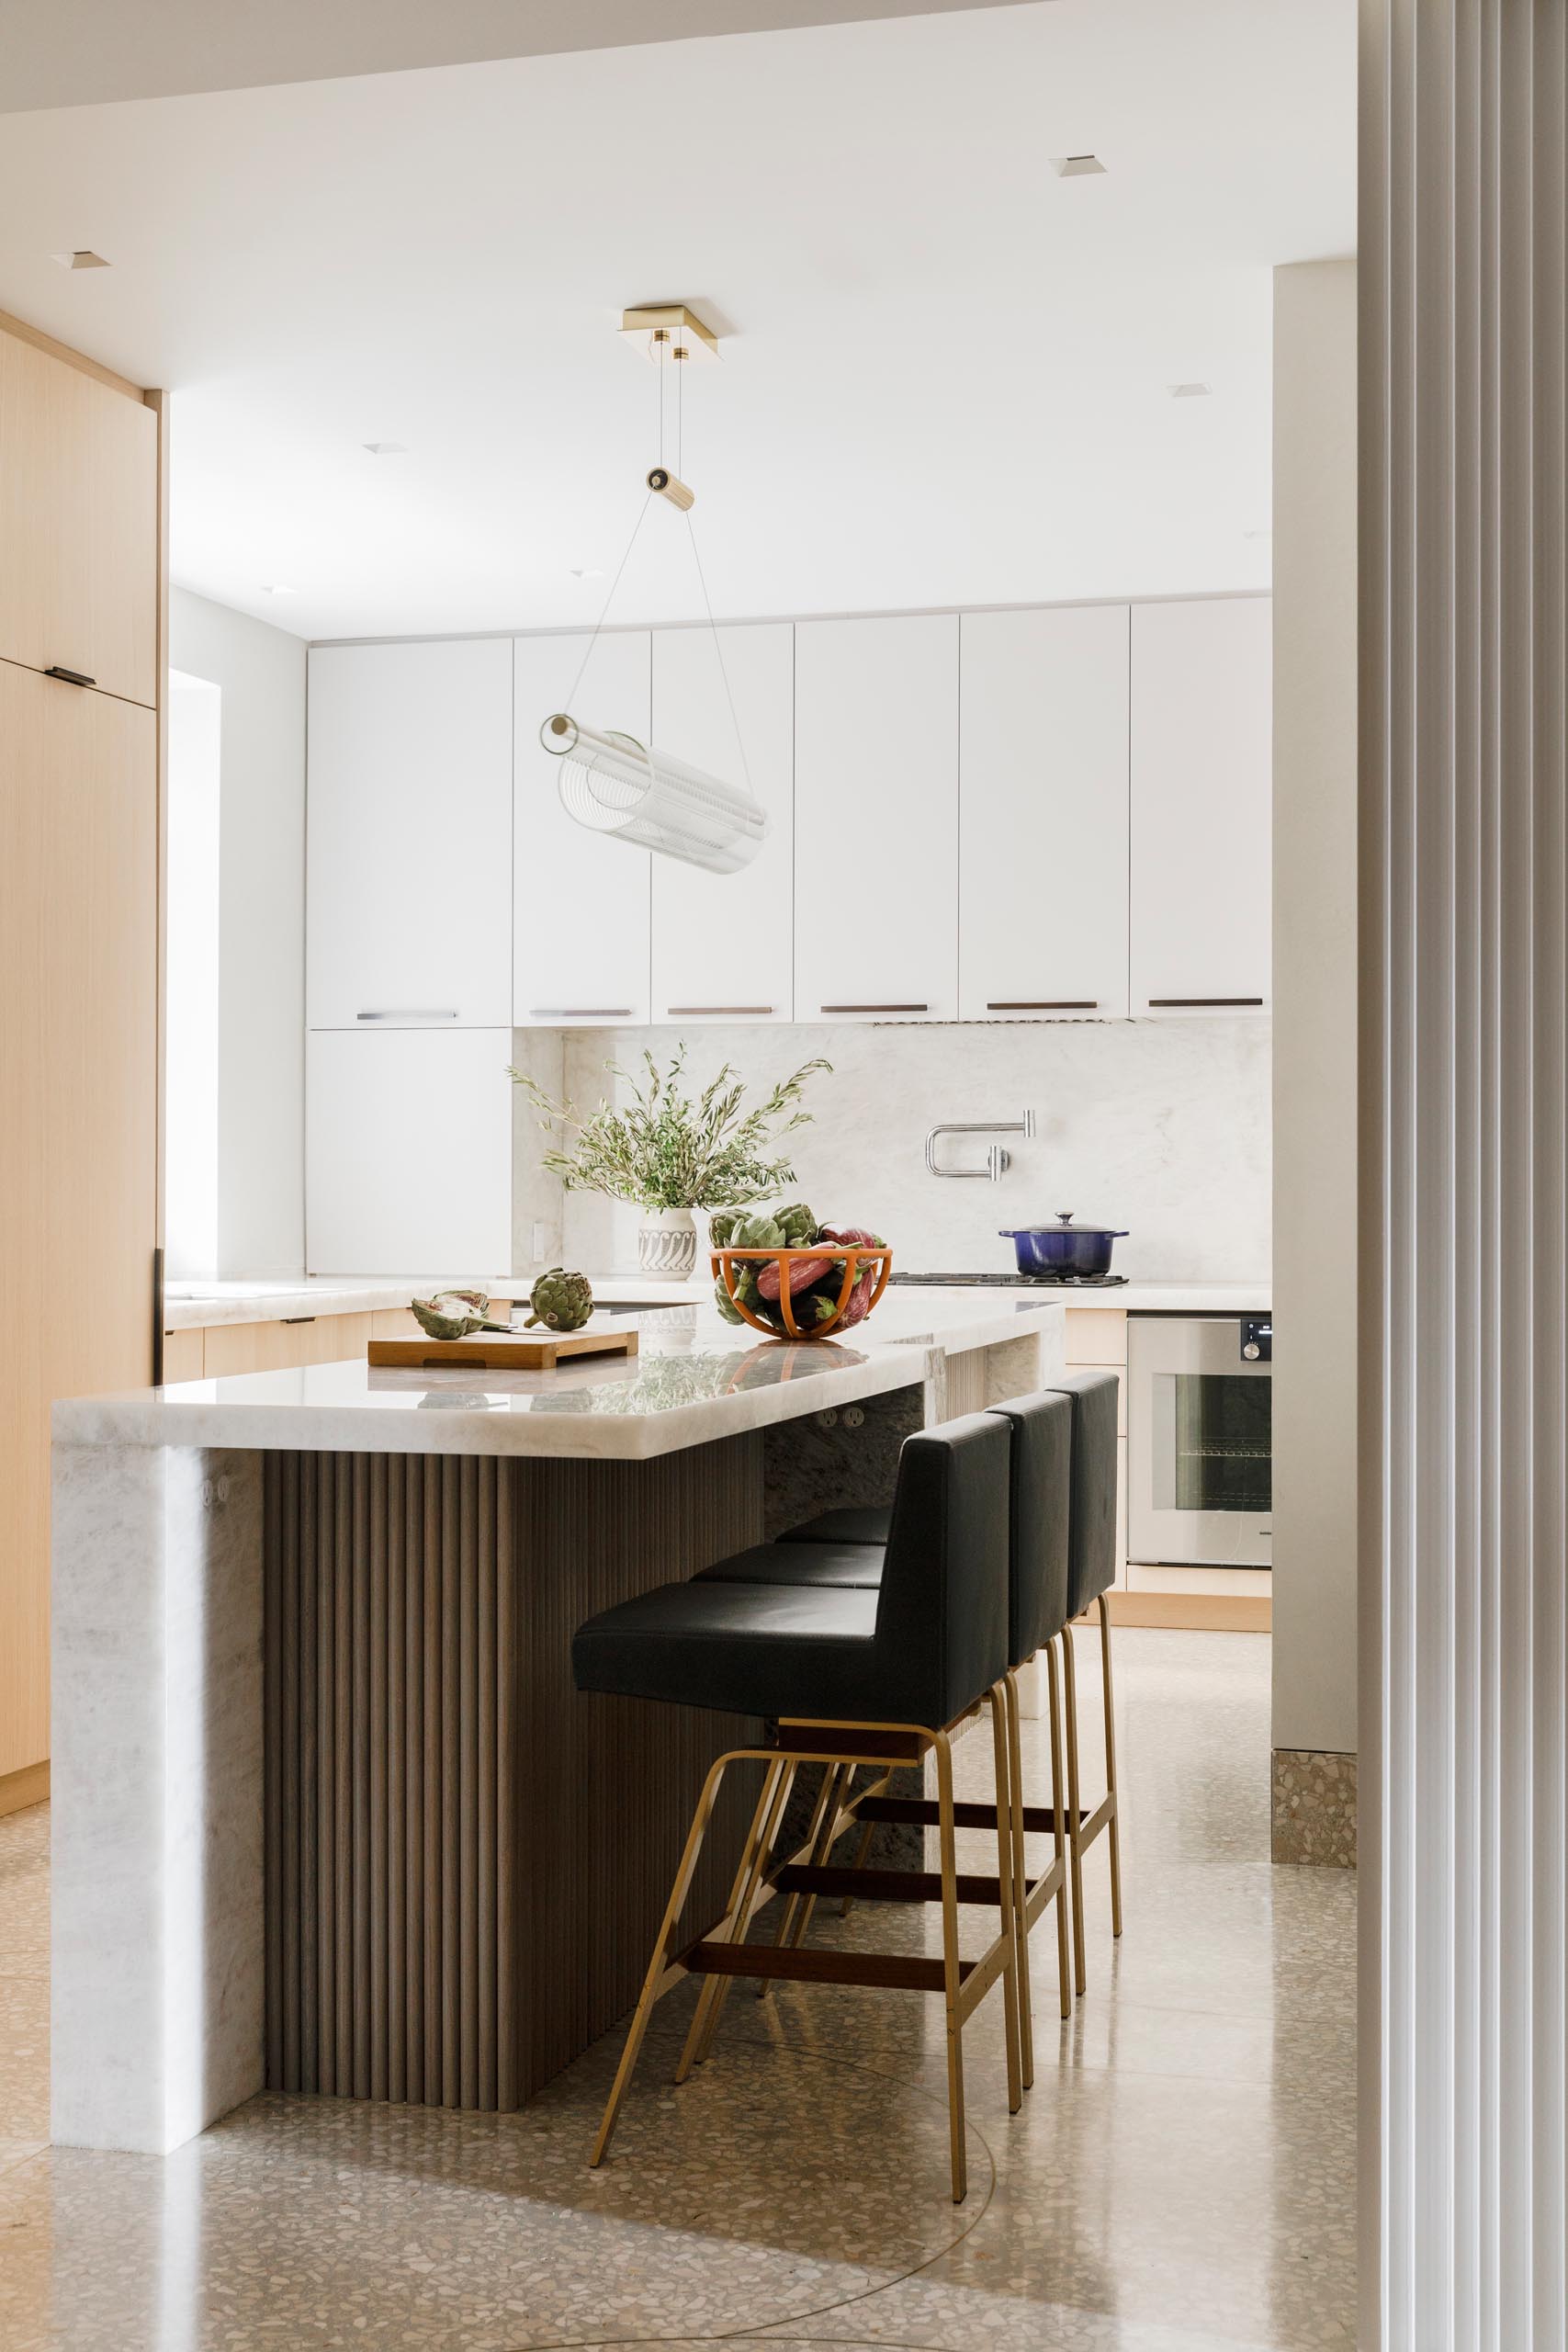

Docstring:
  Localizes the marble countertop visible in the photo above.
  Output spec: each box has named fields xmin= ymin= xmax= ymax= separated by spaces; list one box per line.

xmin=62 ymin=1292 xmax=1066 ymax=1462
xmin=164 ymin=1271 xmax=1269 ymax=1330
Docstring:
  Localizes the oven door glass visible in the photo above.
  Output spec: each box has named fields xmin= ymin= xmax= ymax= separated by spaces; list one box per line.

xmin=1156 ymin=1373 xmax=1273 ymax=1516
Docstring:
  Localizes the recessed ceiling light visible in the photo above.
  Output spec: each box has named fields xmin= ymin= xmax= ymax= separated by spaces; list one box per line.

xmin=51 ymin=250 xmax=109 ymax=269
xmin=1051 ymin=155 xmax=1106 ymax=177
xmin=1168 ymin=381 xmax=1213 ymax=399
xmin=363 ymin=441 xmax=408 ymax=456
xmin=259 ymin=583 xmax=296 ymax=595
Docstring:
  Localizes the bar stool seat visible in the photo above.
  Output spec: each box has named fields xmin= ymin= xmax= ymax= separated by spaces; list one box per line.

xmin=779 ymin=1504 xmax=893 ymax=1547
xmin=693 ymin=1538 xmax=885 ymax=1591
xmin=573 ymin=1577 xmax=886 ymax=1718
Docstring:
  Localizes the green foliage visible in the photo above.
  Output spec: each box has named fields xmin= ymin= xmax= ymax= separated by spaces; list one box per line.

xmin=508 ymin=1043 xmax=831 ymax=1213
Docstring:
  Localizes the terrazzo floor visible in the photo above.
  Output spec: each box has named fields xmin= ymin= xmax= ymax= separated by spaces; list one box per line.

xmin=0 ymin=1629 xmax=1356 ymax=2350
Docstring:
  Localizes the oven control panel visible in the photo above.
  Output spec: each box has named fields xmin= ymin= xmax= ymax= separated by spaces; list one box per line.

xmin=1240 ymin=1315 xmax=1273 ymax=1363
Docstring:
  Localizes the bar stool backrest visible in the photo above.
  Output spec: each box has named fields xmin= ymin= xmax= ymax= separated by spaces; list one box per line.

xmin=873 ymin=1412 xmax=1011 ymax=1729
xmin=1046 ymin=1372 xmax=1121 ymax=1618
xmin=986 ymin=1390 xmax=1073 ymax=1664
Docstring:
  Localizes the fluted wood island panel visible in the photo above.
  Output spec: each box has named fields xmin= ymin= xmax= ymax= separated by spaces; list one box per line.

xmin=263 ymin=1441 xmax=764 ymax=2109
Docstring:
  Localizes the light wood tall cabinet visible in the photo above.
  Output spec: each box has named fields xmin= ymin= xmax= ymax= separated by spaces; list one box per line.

xmin=0 ymin=312 xmax=163 ymax=1801
xmin=0 ymin=320 xmax=159 ymax=708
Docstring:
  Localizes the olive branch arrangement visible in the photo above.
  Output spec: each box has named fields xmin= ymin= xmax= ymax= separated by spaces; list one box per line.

xmin=508 ymin=1043 xmax=831 ymax=1213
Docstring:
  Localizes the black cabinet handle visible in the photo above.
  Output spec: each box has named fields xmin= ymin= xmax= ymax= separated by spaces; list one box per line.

xmin=1147 ymin=996 xmax=1266 ymax=1009
xmin=45 ymin=664 xmax=96 ymax=688
xmin=987 ymin=1000 xmax=1099 ymax=1012
xmin=820 ymin=1002 xmax=929 ymax=1015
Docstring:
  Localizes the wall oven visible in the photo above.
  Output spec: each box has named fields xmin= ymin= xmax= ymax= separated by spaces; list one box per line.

xmin=1127 ymin=1314 xmax=1273 ymax=1569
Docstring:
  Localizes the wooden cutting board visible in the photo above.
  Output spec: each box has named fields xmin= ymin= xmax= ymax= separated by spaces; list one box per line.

xmin=367 ymin=1324 xmax=639 ymax=1372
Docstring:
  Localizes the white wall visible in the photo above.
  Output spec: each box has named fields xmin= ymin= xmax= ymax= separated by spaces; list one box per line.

xmin=1270 ymin=259 xmax=1357 ymax=1757
xmin=169 ymin=588 xmax=308 ymax=1276
xmin=555 ymin=1017 xmax=1271 ymax=1280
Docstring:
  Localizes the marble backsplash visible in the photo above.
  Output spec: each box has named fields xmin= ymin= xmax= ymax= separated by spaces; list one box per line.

xmin=523 ymin=1016 xmax=1270 ymax=1282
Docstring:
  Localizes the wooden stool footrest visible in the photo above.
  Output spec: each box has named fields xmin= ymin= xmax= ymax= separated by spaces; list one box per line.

xmin=854 ymin=1794 xmax=1086 ymax=1836
xmin=685 ymin=1939 xmax=961 ymax=1993
xmin=773 ymin=1863 xmax=1002 ymax=1906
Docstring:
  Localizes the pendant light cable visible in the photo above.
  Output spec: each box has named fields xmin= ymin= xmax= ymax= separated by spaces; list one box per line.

xmin=684 ymin=508 xmax=751 ymax=797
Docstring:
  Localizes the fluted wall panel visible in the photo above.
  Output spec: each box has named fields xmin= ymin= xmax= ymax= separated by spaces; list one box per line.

xmin=1362 ymin=4 xmax=1567 ymax=2345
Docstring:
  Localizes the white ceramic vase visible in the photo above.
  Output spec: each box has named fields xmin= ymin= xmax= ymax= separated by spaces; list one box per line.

xmin=637 ymin=1205 xmax=698 ymax=1279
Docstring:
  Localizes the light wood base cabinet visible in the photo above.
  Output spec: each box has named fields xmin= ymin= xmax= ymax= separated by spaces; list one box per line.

xmin=0 ymin=661 xmax=157 ymax=1779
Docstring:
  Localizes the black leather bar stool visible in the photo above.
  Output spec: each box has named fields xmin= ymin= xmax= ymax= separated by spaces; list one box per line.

xmin=1048 ymin=1370 xmax=1124 ymax=1996
xmin=571 ymin=1411 xmax=1021 ymax=2203
xmin=763 ymin=1391 xmax=1077 ymax=2083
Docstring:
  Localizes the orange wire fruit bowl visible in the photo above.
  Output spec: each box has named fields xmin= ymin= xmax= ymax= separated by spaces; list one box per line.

xmin=711 ymin=1245 xmax=894 ymax=1340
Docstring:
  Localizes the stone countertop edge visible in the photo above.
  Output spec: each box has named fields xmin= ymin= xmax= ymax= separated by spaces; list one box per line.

xmin=163 ymin=1272 xmax=1271 ymax=1331
xmin=51 ymin=1341 xmax=943 ymax=1461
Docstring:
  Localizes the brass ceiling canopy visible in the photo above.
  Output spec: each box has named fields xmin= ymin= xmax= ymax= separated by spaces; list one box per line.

xmin=618 ymin=302 xmax=721 ymax=363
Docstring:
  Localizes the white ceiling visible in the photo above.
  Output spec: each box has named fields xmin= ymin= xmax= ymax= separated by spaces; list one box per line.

xmin=0 ymin=0 xmax=1033 ymax=112
xmin=0 ymin=1 xmax=1355 ymax=641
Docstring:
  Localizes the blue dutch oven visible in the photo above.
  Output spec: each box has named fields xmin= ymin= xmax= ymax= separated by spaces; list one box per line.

xmin=998 ymin=1213 xmax=1128 ymax=1278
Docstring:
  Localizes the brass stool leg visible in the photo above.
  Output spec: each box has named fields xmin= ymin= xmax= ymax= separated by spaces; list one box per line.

xmin=757 ymin=1760 xmax=840 ymax=1997
xmin=592 ymin=1751 xmax=733 ymax=2165
xmin=1098 ymin=1593 xmax=1124 ymax=1939
xmin=677 ymin=1758 xmax=793 ymax=2079
xmin=840 ymin=1815 xmax=877 ymax=1915
xmin=931 ymin=1728 xmax=968 ymax=2202
xmin=1044 ymin=1636 xmax=1072 ymax=2018
xmin=1002 ymin=1668 xmax=1034 ymax=2089
xmin=786 ymin=1762 xmax=851 ymax=1952
xmin=1062 ymin=1622 xmax=1089 ymax=1998
xmin=988 ymin=1683 xmax=1023 ymax=2115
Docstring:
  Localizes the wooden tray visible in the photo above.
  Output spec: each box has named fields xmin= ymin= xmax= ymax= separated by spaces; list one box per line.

xmin=367 ymin=1324 xmax=639 ymax=1372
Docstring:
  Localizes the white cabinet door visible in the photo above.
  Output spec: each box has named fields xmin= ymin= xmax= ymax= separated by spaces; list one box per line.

xmin=793 ymin=616 xmax=958 ymax=1022
xmin=959 ymin=605 xmax=1130 ymax=1020
xmin=651 ymin=622 xmax=794 ymax=1023
xmin=307 ymin=639 xmax=513 ymax=1030
xmin=513 ymin=630 xmax=651 ymax=1025
xmin=306 ymin=1029 xmax=513 ymax=1272
xmin=1130 ymin=598 xmax=1271 ymax=1014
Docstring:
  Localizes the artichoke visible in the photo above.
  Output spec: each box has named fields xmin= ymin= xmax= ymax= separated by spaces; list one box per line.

xmin=773 ymin=1200 xmax=818 ymax=1246
xmin=526 ymin=1267 xmax=594 ymax=1332
xmin=411 ymin=1289 xmax=497 ymax=1340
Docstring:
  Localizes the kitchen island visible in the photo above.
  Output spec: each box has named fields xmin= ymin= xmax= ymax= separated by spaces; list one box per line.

xmin=51 ymin=1290 xmax=1063 ymax=2154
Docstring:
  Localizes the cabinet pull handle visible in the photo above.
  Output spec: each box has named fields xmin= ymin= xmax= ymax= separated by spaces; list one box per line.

xmin=665 ymin=1006 xmax=774 ymax=1017
xmin=527 ymin=1008 xmax=635 ymax=1018
xmin=280 ymin=1317 xmax=318 ymax=1326
xmin=45 ymin=664 xmax=96 ymax=687
xmin=987 ymin=1000 xmax=1099 ymax=1012
xmin=1146 ymin=996 xmax=1266 ymax=1009
xmin=356 ymin=1009 xmax=460 ymax=1022
xmin=820 ymin=1002 xmax=929 ymax=1015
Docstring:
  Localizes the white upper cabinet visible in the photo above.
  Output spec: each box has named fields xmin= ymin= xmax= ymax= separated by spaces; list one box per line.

xmin=959 ymin=605 xmax=1130 ymax=1020
xmin=651 ymin=623 xmax=794 ymax=1023
xmin=307 ymin=639 xmax=513 ymax=1030
xmin=1130 ymin=597 xmax=1272 ymax=1015
xmin=793 ymin=615 xmax=959 ymax=1022
xmin=307 ymin=1028 xmax=513 ymax=1273
xmin=513 ymin=630 xmax=651 ymax=1026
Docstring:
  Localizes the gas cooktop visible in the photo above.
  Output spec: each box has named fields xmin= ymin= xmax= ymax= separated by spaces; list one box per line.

xmin=887 ymin=1272 xmax=1130 ymax=1289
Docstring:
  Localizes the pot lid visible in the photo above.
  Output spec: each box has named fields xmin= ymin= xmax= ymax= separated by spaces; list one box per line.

xmin=998 ymin=1213 xmax=1129 ymax=1238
